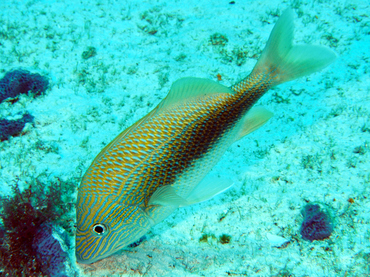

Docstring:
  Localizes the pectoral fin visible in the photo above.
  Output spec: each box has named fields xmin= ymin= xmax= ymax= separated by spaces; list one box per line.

xmin=185 ymin=176 xmax=234 ymax=205
xmin=148 ymin=186 xmax=189 ymax=207
xmin=148 ymin=177 xmax=234 ymax=208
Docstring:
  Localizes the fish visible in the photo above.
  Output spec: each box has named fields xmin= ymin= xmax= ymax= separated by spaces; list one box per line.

xmin=75 ymin=9 xmax=336 ymax=264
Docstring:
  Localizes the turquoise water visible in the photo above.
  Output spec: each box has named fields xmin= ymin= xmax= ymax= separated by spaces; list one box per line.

xmin=0 ymin=0 xmax=369 ymax=276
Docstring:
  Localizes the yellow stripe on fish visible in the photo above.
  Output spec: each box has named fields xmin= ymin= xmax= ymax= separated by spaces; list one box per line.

xmin=76 ymin=9 xmax=336 ymax=264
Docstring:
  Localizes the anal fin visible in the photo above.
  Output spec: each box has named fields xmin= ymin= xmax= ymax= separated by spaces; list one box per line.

xmin=235 ymin=106 xmax=273 ymax=142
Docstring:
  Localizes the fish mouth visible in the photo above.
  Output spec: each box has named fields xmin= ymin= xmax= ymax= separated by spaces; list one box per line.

xmin=76 ymin=250 xmax=111 ymax=264
xmin=76 ymin=252 xmax=97 ymax=265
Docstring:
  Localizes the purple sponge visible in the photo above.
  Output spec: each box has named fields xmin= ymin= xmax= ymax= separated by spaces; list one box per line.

xmin=0 ymin=69 xmax=49 ymax=103
xmin=300 ymin=203 xmax=334 ymax=242
xmin=0 ymin=113 xmax=34 ymax=141
xmin=32 ymin=223 xmax=68 ymax=277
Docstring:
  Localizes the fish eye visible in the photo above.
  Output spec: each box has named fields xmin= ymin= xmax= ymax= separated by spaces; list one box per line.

xmin=92 ymin=223 xmax=107 ymax=236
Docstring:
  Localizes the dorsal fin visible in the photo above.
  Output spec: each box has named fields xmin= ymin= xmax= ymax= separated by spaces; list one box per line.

xmin=157 ymin=77 xmax=235 ymax=111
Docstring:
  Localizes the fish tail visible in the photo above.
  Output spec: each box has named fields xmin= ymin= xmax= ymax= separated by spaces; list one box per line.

xmin=250 ymin=9 xmax=336 ymax=87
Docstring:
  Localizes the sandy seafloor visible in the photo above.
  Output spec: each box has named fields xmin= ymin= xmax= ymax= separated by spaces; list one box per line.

xmin=0 ymin=0 xmax=370 ymax=276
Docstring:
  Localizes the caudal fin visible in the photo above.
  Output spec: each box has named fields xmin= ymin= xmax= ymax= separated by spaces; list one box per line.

xmin=252 ymin=9 xmax=336 ymax=86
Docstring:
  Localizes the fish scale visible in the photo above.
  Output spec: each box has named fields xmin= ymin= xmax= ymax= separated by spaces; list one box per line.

xmin=76 ymin=9 xmax=336 ymax=264
xmin=92 ymin=97 xmax=227 ymax=199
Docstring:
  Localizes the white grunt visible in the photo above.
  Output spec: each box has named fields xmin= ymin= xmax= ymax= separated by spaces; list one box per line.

xmin=75 ymin=9 xmax=336 ymax=264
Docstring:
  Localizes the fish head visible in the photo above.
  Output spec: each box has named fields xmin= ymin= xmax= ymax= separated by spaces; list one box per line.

xmin=75 ymin=197 xmax=152 ymax=264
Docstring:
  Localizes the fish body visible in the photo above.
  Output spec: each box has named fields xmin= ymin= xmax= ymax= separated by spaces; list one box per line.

xmin=76 ymin=9 xmax=336 ymax=264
